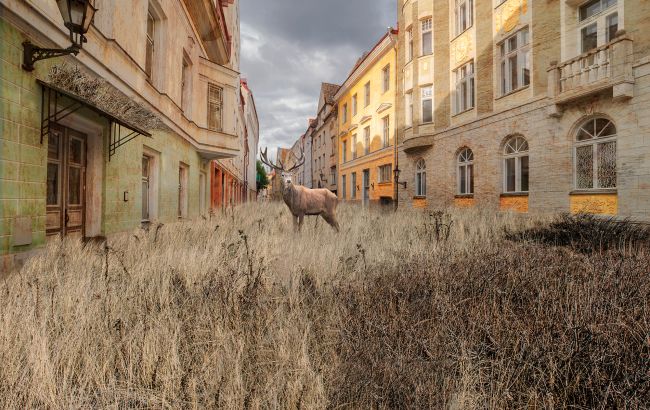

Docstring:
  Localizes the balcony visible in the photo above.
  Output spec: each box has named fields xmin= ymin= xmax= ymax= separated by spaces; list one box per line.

xmin=547 ymin=34 xmax=634 ymax=114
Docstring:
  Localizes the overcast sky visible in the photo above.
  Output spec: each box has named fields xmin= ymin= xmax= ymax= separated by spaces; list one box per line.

xmin=240 ymin=0 xmax=395 ymax=160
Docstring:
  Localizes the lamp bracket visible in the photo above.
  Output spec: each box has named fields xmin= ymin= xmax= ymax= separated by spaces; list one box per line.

xmin=22 ymin=41 xmax=80 ymax=72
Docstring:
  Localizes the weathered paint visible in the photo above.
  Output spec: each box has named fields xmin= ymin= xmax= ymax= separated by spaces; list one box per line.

xmin=500 ymin=195 xmax=528 ymax=213
xmin=413 ymin=197 xmax=428 ymax=209
xmin=454 ymin=197 xmax=476 ymax=208
xmin=570 ymin=193 xmax=618 ymax=216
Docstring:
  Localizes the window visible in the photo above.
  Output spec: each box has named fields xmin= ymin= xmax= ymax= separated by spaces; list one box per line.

xmin=407 ymin=28 xmax=414 ymax=62
xmin=579 ymin=0 xmax=618 ymax=53
xmin=379 ymin=164 xmax=392 ymax=183
xmin=382 ymin=65 xmax=390 ymax=93
xmin=415 ymin=159 xmax=426 ymax=196
xmin=145 ymin=10 xmax=156 ymax=80
xmin=331 ymin=136 xmax=336 ymax=155
xmin=364 ymin=82 xmax=371 ymax=107
xmin=352 ymin=94 xmax=358 ymax=116
xmin=178 ymin=164 xmax=188 ymax=218
xmin=499 ymin=27 xmax=530 ymax=95
xmin=342 ymin=140 xmax=347 ymax=162
xmin=199 ymin=171 xmax=207 ymax=213
xmin=342 ymin=174 xmax=347 ymax=199
xmin=142 ymin=155 xmax=151 ymax=221
xmin=575 ymin=117 xmax=617 ymax=189
xmin=382 ymin=116 xmax=390 ymax=148
xmin=421 ymin=86 xmax=433 ymax=123
xmin=455 ymin=0 xmax=473 ymax=36
xmin=454 ymin=61 xmax=475 ymax=114
xmin=352 ymin=134 xmax=358 ymax=159
xmin=364 ymin=126 xmax=370 ymax=155
xmin=207 ymin=83 xmax=223 ymax=131
xmin=421 ymin=18 xmax=433 ymax=55
xmin=457 ymin=148 xmax=474 ymax=195
xmin=331 ymin=166 xmax=336 ymax=185
xmin=181 ymin=55 xmax=191 ymax=113
xmin=342 ymin=103 xmax=348 ymax=123
xmin=503 ymin=136 xmax=529 ymax=193
xmin=405 ymin=93 xmax=413 ymax=127
xmin=351 ymin=172 xmax=357 ymax=199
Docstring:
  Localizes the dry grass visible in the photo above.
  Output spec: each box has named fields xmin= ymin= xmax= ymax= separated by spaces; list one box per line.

xmin=1 ymin=203 xmax=648 ymax=409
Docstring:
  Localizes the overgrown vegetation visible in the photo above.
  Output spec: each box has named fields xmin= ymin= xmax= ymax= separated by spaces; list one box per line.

xmin=1 ymin=204 xmax=648 ymax=408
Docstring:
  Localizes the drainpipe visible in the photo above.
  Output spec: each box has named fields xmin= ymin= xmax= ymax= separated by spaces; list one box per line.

xmin=390 ymin=27 xmax=400 ymax=212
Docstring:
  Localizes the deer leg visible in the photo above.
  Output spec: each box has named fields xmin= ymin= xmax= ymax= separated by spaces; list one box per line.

xmin=298 ymin=214 xmax=304 ymax=232
xmin=322 ymin=213 xmax=340 ymax=233
xmin=292 ymin=215 xmax=299 ymax=232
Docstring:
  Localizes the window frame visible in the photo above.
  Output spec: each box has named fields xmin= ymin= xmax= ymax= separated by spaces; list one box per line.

xmin=415 ymin=159 xmax=427 ymax=196
xmin=502 ymin=136 xmax=530 ymax=194
xmin=382 ymin=64 xmax=391 ymax=93
xmin=207 ymin=82 xmax=223 ymax=132
xmin=454 ymin=0 xmax=474 ymax=37
xmin=351 ymin=172 xmax=357 ymax=199
xmin=421 ymin=18 xmax=433 ymax=56
xmin=499 ymin=27 xmax=531 ymax=96
xmin=573 ymin=117 xmax=617 ymax=190
xmin=364 ymin=82 xmax=371 ymax=107
xmin=145 ymin=9 xmax=156 ymax=81
xmin=407 ymin=28 xmax=414 ymax=63
xmin=342 ymin=174 xmax=347 ymax=199
xmin=352 ymin=94 xmax=358 ymax=116
xmin=378 ymin=164 xmax=392 ymax=183
xmin=457 ymin=148 xmax=474 ymax=195
xmin=342 ymin=140 xmax=347 ymax=162
xmin=342 ymin=103 xmax=348 ymax=123
xmin=421 ymin=86 xmax=433 ymax=123
xmin=364 ymin=126 xmax=370 ymax=155
xmin=453 ymin=61 xmax=475 ymax=115
xmin=577 ymin=0 xmax=619 ymax=54
xmin=382 ymin=115 xmax=390 ymax=148
xmin=352 ymin=134 xmax=358 ymax=159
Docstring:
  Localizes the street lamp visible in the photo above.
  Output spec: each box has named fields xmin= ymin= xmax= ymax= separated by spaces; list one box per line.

xmin=393 ymin=167 xmax=407 ymax=189
xmin=22 ymin=0 xmax=97 ymax=71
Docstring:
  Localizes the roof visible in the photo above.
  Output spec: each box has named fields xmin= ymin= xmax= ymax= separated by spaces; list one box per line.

xmin=321 ymin=82 xmax=341 ymax=105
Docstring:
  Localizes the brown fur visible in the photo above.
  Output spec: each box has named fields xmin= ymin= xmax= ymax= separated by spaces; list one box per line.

xmin=282 ymin=181 xmax=339 ymax=232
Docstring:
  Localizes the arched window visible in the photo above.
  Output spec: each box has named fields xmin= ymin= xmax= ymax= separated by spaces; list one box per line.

xmin=457 ymin=148 xmax=474 ymax=195
xmin=503 ymin=136 xmax=529 ymax=193
xmin=575 ymin=117 xmax=617 ymax=189
xmin=415 ymin=159 xmax=426 ymax=196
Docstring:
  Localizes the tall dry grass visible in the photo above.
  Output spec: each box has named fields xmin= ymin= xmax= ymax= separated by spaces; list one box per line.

xmin=0 ymin=203 xmax=648 ymax=408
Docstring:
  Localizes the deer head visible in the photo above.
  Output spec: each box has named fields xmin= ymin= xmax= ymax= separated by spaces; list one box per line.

xmin=260 ymin=147 xmax=304 ymax=186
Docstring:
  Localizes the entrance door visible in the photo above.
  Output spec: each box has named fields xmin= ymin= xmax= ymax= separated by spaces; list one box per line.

xmin=46 ymin=124 xmax=87 ymax=238
xmin=362 ymin=169 xmax=370 ymax=207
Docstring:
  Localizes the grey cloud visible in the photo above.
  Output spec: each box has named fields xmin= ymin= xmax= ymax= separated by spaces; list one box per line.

xmin=240 ymin=0 xmax=395 ymax=159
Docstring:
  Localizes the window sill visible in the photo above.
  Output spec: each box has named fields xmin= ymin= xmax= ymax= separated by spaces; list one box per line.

xmin=451 ymin=26 xmax=473 ymax=43
xmin=419 ymin=53 xmax=433 ymax=59
xmin=455 ymin=194 xmax=474 ymax=198
xmin=378 ymin=181 xmax=392 ymax=186
xmin=413 ymin=195 xmax=426 ymax=199
xmin=569 ymin=189 xmax=617 ymax=196
xmin=500 ymin=192 xmax=529 ymax=197
xmin=495 ymin=85 xmax=530 ymax=101
xmin=451 ymin=107 xmax=475 ymax=118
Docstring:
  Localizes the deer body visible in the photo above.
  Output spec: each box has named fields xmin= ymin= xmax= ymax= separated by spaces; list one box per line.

xmin=283 ymin=182 xmax=340 ymax=232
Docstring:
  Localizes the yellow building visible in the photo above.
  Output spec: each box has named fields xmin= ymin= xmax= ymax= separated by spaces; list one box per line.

xmin=335 ymin=31 xmax=398 ymax=208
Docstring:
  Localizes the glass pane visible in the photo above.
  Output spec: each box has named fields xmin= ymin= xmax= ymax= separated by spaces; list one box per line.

xmin=581 ymin=23 xmax=598 ymax=53
xmin=501 ymin=61 xmax=506 ymax=94
xmin=422 ymin=32 xmax=432 ymax=55
xmin=509 ymin=55 xmax=518 ymax=90
xmin=69 ymin=138 xmax=82 ymax=164
xmin=68 ymin=167 xmax=81 ymax=205
xmin=580 ymin=0 xmax=601 ymax=21
xmin=47 ymin=163 xmax=59 ymax=205
xmin=142 ymin=156 xmax=149 ymax=177
xmin=142 ymin=180 xmax=149 ymax=220
xmin=595 ymin=118 xmax=613 ymax=137
xmin=522 ymin=50 xmax=530 ymax=86
xmin=48 ymin=132 xmax=60 ymax=160
xmin=607 ymin=13 xmax=618 ymax=42
xmin=422 ymin=172 xmax=426 ymax=196
xmin=521 ymin=156 xmax=529 ymax=192
xmin=506 ymin=158 xmax=516 ymax=192
xmin=422 ymin=99 xmax=433 ymax=123
xmin=459 ymin=165 xmax=466 ymax=194
xmin=468 ymin=164 xmax=474 ymax=194
xmin=579 ymin=119 xmax=596 ymax=140
xmin=576 ymin=145 xmax=594 ymax=189
xmin=521 ymin=28 xmax=529 ymax=45
xmin=597 ymin=141 xmax=616 ymax=188
xmin=508 ymin=36 xmax=518 ymax=52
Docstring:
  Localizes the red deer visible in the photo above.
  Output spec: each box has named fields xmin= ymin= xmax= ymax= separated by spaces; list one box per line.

xmin=261 ymin=148 xmax=340 ymax=232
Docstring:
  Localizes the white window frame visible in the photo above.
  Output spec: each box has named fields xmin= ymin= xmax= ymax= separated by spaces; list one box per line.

xmin=454 ymin=0 xmax=474 ymax=37
xmin=421 ymin=18 xmax=433 ymax=56
xmin=407 ymin=28 xmax=414 ymax=62
xmin=378 ymin=164 xmax=392 ymax=183
xmin=499 ymin=27 xmax=531 ymax=96
xmin=453 ymin=61 xmax=475 ymax=114
xmin=415 ymin=159 xmax=426 ymax=196
xmin=421 ymin=86 xmax=433 ymax=123
xmin=382 ymin=115 xmax=390 ymax=148
xmin=574 ymin=117 xmax=617 ymax=190
xmin=503 ymin=136 xmax=529 ymax=193
xmin=577 ymin=0 xmax=619 ymax=54
xmin=457 ymin=148 xmax=474 ymax=195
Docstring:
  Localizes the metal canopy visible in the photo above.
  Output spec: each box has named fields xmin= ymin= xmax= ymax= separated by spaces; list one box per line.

xmin=37 ymin=80 xmax=152 ymax=160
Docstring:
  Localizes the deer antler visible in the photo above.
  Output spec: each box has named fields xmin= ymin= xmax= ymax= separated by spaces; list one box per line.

xmin=286 ymin=146 xmax=305 ymax=172
xmin=260 ymin=147 xmax=286 ymax=172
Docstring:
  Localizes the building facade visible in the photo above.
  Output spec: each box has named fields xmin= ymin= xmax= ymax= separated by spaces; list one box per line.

xmin=396 ymin=0 xmax=650 ymax=219
xmin=242 ymin=78 xmax=259 ymax=201
xmin=0 ymin=0 xmax=243 ymax=270
xmin=311 ymin=83 xmax=340 ymax=193
xmin=336 ymin=32 xmax=398 ymax=208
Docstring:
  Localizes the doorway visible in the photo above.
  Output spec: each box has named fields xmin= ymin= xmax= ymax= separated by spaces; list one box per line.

xmin=46 ymin=124 xmax=87 ymax=238
xmin=362 ymin=169 xmax=370 ymax=207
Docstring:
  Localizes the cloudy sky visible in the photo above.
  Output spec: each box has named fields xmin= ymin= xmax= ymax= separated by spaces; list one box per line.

xmin=240 ymin=0 xmax=396 ymax=159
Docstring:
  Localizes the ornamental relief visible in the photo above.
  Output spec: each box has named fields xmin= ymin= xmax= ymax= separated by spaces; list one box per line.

xmin=495 ymin=0 xmax=528 ymax=34
xmin=451 ymin=31 xmax=473 ymax=66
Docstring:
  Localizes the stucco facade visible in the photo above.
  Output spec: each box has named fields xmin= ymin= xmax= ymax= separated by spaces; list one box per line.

xmin=336 ymin=32 xmax=398 ymax=208
xmin=0 ymin=0 xmax=243 ymax=271
xmin=311 ymin=83 xmax=340 ymax=193
xmin=396 ymin=0 xmax=650 ymax=220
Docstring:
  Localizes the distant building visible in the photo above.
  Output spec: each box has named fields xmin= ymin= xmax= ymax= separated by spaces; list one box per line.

xmin=311 ymin=83 xmax=341 ymax=193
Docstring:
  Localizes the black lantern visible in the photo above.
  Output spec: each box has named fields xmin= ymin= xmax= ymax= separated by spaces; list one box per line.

xmin=22 ymin=0 xmax=97 ymax=71
xmin=394 ymin=167 xmax=407 ymax=188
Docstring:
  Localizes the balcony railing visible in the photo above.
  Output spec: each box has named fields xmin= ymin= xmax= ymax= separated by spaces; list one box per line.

xmin=547 ymin=34 xmax=634 ymax=111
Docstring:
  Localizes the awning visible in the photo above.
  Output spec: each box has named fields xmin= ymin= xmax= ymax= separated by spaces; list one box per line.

xmin=37 ymin=80 xmax=152 ymax=161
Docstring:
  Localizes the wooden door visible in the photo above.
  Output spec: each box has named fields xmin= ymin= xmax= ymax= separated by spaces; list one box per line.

xmin=46 ymin=124 xmax=86 ymax=238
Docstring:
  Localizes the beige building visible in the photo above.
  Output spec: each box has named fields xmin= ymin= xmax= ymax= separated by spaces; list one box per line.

xmin=0 ymin=0 xmax=243 ymax=270
xmin=396 ymin=0 xmax=650 ymax=219
xmin=311 ymin=83 xmax=340 ymax=193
